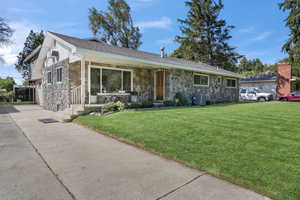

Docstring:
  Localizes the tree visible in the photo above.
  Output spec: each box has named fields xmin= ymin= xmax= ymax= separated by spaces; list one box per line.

xmin=279 ymin=0 xmax=300 ymax=76
xmin=237 ymin=57 xmax=269 ymax=75
xmin=15 ymin=30 xmax=44 ymax=80
xmin=89 ymin=0 xmax=142 ymax=49
xmin=0 ymin=77 xmax=15 ymax=92
xmin=0 ymin=17 xmax=13 ymax=46
xmin=0 ymin=18 xmax=14 ymax=63
xmin=172 ymin=0 xmax=241 ymax=71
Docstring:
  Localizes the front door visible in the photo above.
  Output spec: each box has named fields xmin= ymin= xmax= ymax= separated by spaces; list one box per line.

xmin=155 ymin=71 xmax=164 ymax=101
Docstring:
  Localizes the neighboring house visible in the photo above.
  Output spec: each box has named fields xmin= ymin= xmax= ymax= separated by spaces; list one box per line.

xmin=240 ymin=72 xmax=277 ymax=97
xmin=241 ymin=63 xmax=299 ymax=98
xmin=27 ymin=32 xmax=241 ymax=112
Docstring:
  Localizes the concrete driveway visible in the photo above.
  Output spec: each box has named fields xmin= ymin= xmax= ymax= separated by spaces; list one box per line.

xmin=0 ymin=105 xmax=270 ymax=200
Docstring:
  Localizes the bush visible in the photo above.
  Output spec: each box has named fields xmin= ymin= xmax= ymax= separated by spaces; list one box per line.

xmin=115 ymin=101 xmax=125 ymax=111
xmin=163 ymin=100 xmax=176 ymax=107
xmin=102 ymin=102 xmax=117 ymax=113
xmin=126 ymin=103 xmax=141 ymax=109
xmin=174 ymin=92 xmax=191 ymax=106
xmin=140 ymin=101 xmax=154 ymax=108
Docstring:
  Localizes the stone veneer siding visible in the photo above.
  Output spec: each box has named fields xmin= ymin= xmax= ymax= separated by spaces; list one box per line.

xmin=82 ymin=63 xmax=239 ymax=104
xmin=165 ymin=69 xmax=239 ymax=103
xmin=43 ymin=59 xmax=70 ymax=111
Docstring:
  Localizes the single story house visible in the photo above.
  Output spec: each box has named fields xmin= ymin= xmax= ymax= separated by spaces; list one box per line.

xmin=26 ymin=32 xmax=241 ymax=112
xmin=241 ymin=63 xmax=300 ymax=98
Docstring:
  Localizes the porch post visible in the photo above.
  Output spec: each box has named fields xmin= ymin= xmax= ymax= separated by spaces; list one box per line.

xmin=81 ymin=57 xmax=86 ymax=105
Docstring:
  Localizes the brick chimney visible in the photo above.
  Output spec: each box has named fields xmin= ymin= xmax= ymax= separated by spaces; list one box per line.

xmin=276 ymin=63 xmax=292 ymax=97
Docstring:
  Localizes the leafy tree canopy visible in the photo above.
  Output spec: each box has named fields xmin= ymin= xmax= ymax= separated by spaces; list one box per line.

xmin=15 ymin=30 xmax=44 ymax=80
xmin=89 ymin=0 xmax=142 ymax=49
xmin=0 ymin=77 xmax=15 ymax=92
xmin=172 ymin=0 xmax=241 ymax=71
xmin=279 ymin=0 xmax=300 ymax=76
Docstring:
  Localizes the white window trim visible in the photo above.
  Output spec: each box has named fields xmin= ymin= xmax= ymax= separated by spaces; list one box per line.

xmin=88 ymin=65 xmax=134 ymax=100
xmin=56 ymin=67 xmax=63 ymax=84
xmin=47 ymin=71 xmax=52 ymax=85
xmin=225 ymin=78 xmax=237 ymax=88
xmin=193 ymin=73 xmax=209 ymax=87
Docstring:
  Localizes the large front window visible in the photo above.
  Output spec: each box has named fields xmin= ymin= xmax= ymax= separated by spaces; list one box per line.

xmin=90 ymin=67 xmax=132 ymax=95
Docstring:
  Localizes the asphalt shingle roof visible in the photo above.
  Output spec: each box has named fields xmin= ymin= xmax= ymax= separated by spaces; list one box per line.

xmin=241 ymin=72 xmax=277 ymax=82
xmin=50 ymin=32 xmax=241 ymax=78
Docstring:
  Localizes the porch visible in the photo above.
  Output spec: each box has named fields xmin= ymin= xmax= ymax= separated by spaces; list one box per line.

xmin=70 ymin=58 xmax=168 ymax=107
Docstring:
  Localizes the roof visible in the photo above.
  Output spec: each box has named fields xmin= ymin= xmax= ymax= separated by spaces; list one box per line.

xmin=24 ymin=45 xmax=42 ymax=63
xmin=49 ymin=32 xmax=241 ymax=78
xmin=241 ymin=72 xmax=277 ymax=82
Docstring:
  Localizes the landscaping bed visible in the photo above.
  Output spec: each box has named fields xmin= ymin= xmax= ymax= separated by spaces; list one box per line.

xmin=75 ymin=102 xmax=300 ymax=200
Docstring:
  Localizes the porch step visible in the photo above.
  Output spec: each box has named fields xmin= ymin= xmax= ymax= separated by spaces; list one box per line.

xmin=153 ymin=101 xmax=164 ymax=107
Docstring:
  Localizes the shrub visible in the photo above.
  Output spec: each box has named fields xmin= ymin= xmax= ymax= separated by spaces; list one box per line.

xmin=174 ymin=92 xmax=191 ymax=106
xmin=102 ymin=102 xmax=117 ymax=113
xmin=126 ymin=102 xmax=141 ymax=109
xmin=141 ymin=101 xmax=154 ymax=108
xmin=115 ymin=101 xmax=125 ymax=111
xmin=163 ymin=100 xmax=176 ymax=107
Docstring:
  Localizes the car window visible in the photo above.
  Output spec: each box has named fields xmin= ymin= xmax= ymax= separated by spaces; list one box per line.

xmin=240 ymin=89 xmax=247 ymax=94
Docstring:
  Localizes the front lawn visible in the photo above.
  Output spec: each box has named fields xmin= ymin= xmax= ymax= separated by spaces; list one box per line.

xmin=75 ymin=102 xmax=300 ymax=200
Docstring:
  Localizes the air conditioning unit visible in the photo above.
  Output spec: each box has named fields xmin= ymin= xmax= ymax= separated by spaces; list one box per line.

xmin=51 ymin=50 xmax=59 ymax=60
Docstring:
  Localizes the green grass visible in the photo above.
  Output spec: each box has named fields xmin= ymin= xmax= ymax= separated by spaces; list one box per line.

xmin=75 ymin=102 xmax=300 ymax=200
xmin=0 ymin=101 xmax=33 ymax=105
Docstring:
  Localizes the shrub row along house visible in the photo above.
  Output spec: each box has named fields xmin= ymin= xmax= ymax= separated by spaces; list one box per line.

xmin=25 ymin=32 xmax=241 ymax=112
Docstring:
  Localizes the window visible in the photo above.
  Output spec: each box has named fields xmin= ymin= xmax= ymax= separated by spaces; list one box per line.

xmin=217 ymin=76 xmax=222 ymax=84
xmin=47 ymin=71 xmax=52 ymax=84
xmin=56 ymin=68 xmax=62 ymax=83
xmin=90 ymin=67 xmax=132 ymax=95
xmin=194 ymin=74 xmax=209 ymax=86
xmin=226 ymin=78 xmax=237 ymax=88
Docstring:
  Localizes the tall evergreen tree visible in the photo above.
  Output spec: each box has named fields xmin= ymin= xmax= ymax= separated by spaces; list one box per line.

xmin=0 ymin=17 xmax=14 ymax=63
xmin=172 ymin=0 xmax=241 ymax=71
xmin=89 ymin=0 xmax=142 ymax=49
xmin=15 ymin=30 xmax=44 ymax=79
xmin=0 ymin=17 xmax=13 ymax=46
xmin=279 ymin=0 xmax=300 ymax=76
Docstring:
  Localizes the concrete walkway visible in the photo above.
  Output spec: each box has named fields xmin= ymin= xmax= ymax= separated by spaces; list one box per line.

xmin=1 ymin=105 xmax=270 ymax=200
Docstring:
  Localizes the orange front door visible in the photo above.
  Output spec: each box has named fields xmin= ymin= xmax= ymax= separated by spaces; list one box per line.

xmin=156 ymin=71 xmax=164 ymax=100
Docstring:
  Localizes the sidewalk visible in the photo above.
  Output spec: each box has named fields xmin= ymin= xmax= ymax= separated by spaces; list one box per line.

xmin=7 ymin=105 xmax=270 ymax=200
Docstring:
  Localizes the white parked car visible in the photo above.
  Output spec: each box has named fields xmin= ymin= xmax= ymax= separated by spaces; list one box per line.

xmin=240 ymin=88 xmax=274 ymax=102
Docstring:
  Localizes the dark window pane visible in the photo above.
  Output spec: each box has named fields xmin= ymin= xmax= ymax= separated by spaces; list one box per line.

xmin=57 ymin=68 xmax=62 ymax=82
xmin=194 ymin=75 xmax=201 ymax=85
xmin=194 ymin=75 xmax=208 ymax=85
xmin=123 ymin=71 xmax=131 ymax=92
xmin=102 ymin=69 xmax=122 ymax=93
xmin=91 ymin=68 xmax=100 ymax=95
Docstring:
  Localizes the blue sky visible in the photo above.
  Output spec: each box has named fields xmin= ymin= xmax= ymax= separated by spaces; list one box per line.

xmin=0 ymin=0 xmax=289 ymax=84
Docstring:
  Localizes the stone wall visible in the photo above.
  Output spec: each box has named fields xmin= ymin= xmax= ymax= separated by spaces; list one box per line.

xmin=43 ymin=59 xmax=70 ymax=111
xmin=165 ymin=69 xmax=239 ymax=103
xmin=81 ymin=62 xmax=239 ymax=104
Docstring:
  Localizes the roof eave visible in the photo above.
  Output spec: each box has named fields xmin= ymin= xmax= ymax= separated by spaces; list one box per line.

xmin=77 ymin=48 xmax=241 ymax=78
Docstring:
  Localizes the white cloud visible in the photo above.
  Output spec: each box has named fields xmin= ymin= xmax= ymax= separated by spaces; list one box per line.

xmin=251 ymin=32 xmax=272 ymax=41
xmin=0 ymin=21 xmax=39 ymax=67
xmin=137 ymin=17 xmax=172 ymax=30
xmin=8 ymin=7 xmax=46 ymax=15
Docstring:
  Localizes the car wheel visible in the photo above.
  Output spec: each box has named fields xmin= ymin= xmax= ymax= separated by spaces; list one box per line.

xmin=258 ymin=97 xmax=266 ymax=102
xmin=281 ymin=98 xmax=288 ymax=101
